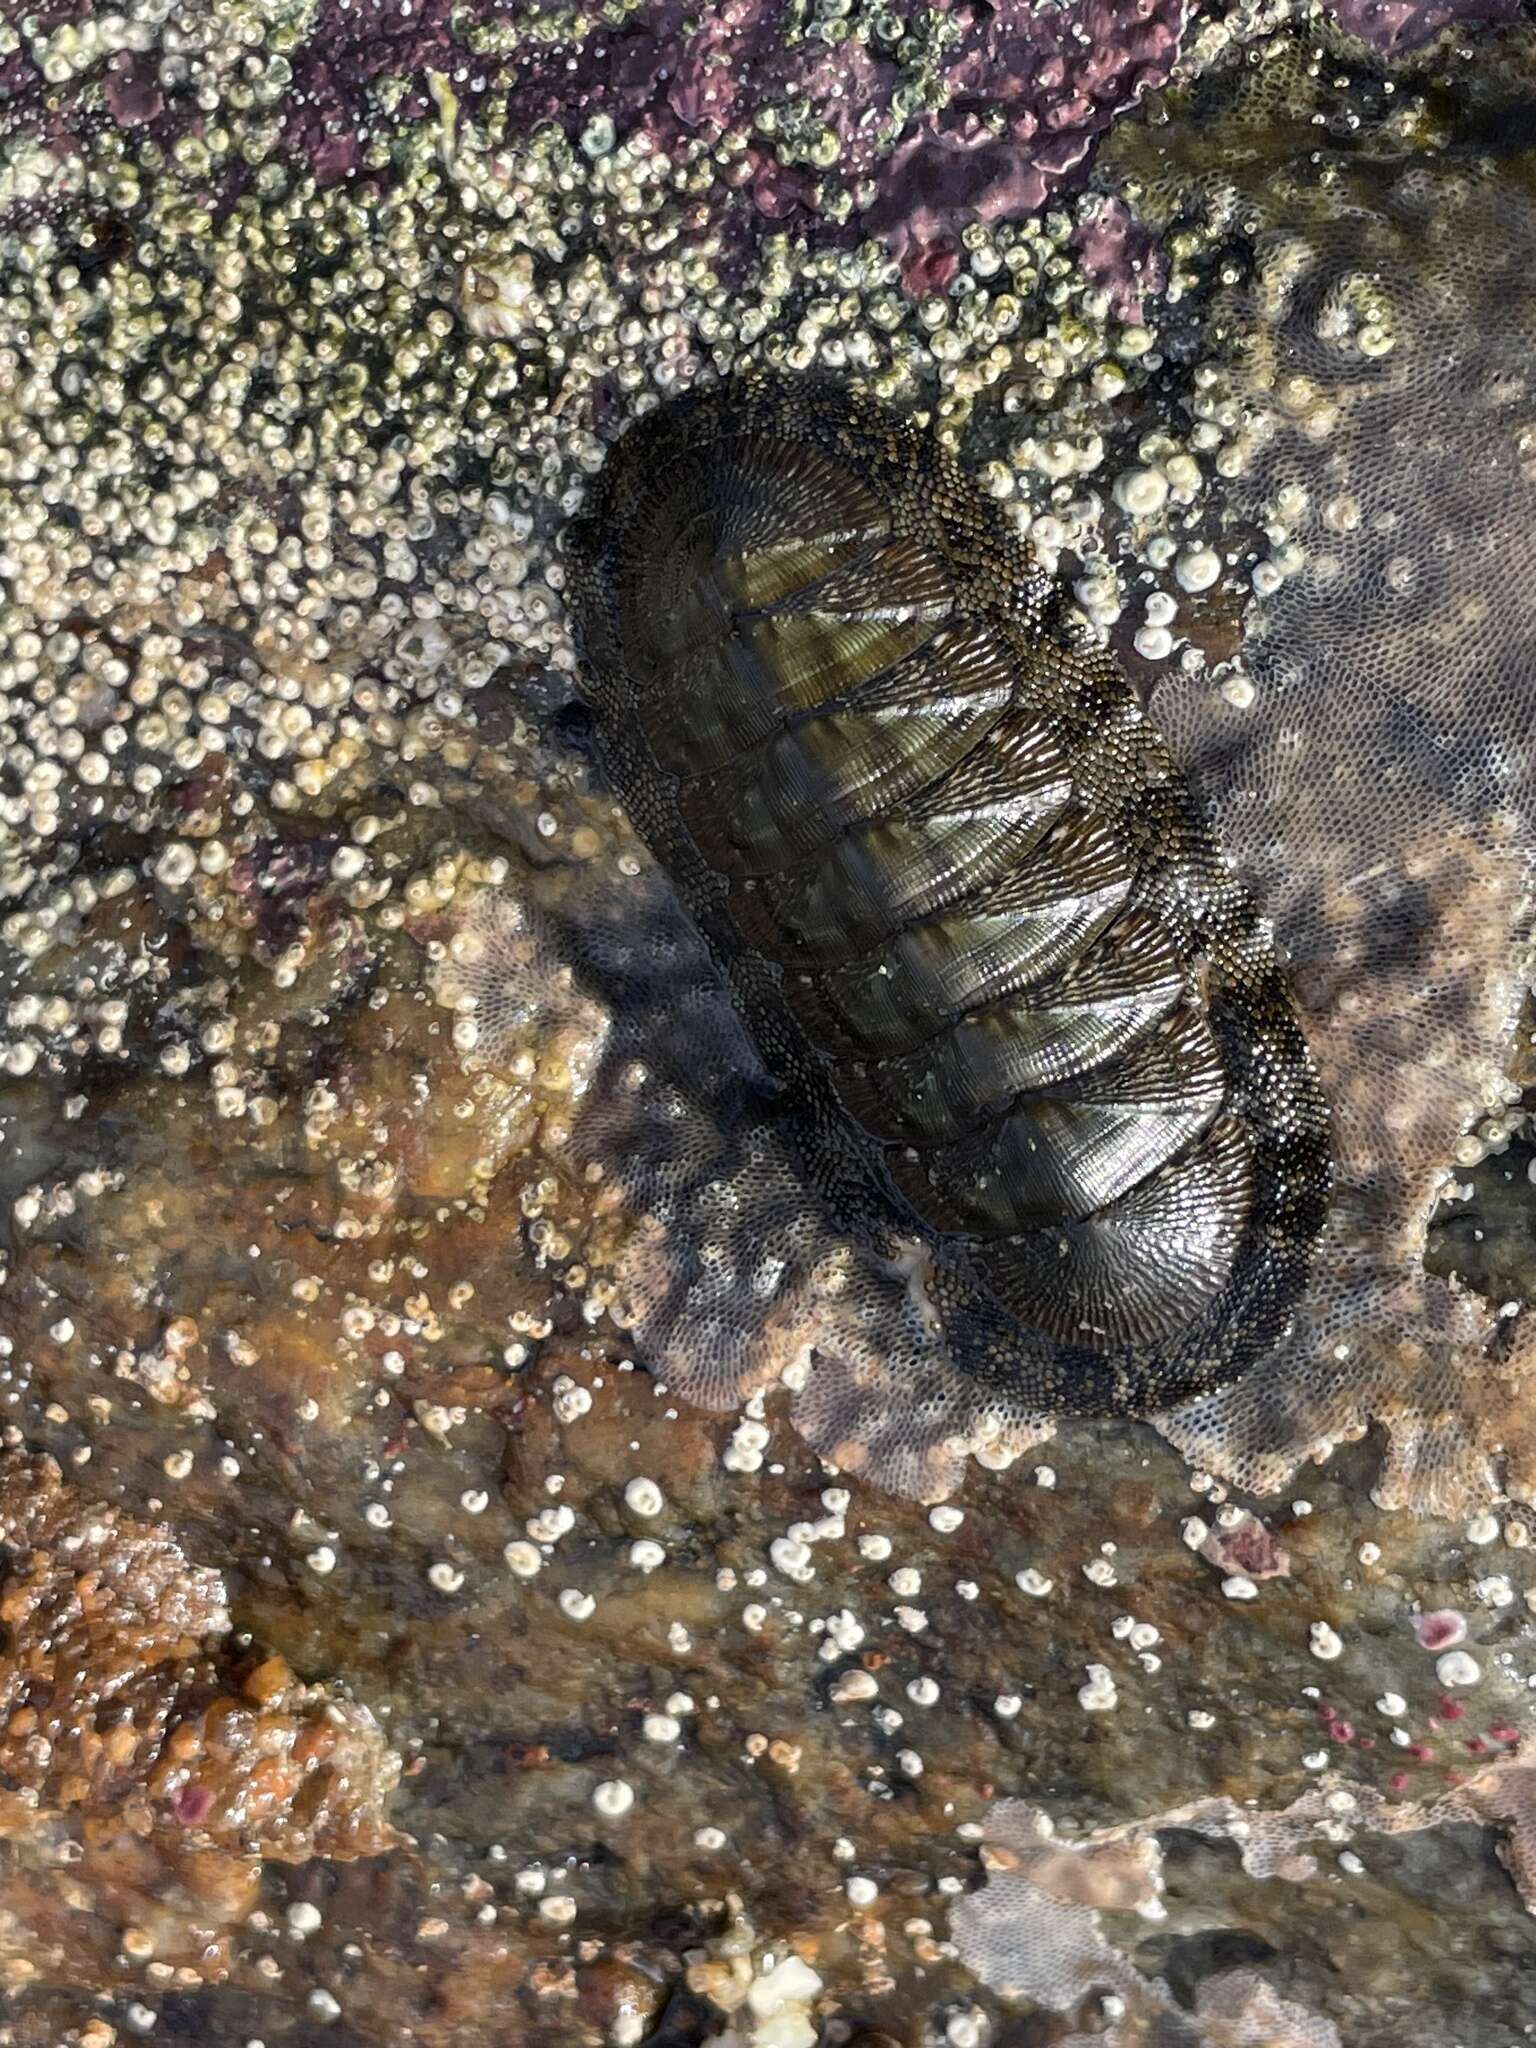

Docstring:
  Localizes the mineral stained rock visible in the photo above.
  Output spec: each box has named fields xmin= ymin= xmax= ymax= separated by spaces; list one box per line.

xmin=0 ymin=6 xmax=1534 ymax=2048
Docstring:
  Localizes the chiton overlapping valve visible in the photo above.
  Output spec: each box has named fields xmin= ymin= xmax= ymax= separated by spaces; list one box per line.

xmin=565 ymin=376 xmax=1332 ymax=1423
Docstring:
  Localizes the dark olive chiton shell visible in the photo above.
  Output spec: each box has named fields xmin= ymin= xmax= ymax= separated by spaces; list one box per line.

xmin=565 ymin=376 xmax=1331 ymax=1417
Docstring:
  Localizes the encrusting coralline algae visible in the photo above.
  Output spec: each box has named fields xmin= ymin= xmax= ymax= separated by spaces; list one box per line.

xmin=0 ymin=3 xmax=1535 ymax=2045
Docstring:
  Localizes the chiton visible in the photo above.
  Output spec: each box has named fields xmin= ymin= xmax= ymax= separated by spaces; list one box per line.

xmin=565 ymin=376 xmax=1331 ymax=1418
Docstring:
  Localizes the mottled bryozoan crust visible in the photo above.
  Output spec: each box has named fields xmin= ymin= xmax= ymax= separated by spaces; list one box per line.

xmin=565 ymin=377 xmax=1331 ymax=1435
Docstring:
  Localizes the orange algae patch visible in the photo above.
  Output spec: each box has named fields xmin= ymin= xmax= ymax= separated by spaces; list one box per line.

xmin=0 ymin=1457 xmax=401 ymax=1989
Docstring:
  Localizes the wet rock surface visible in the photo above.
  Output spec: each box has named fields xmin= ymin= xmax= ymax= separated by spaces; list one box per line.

xmin=0 ymin=5 xmax=1534 ymax=2045
xmin=1 ymin=726 xmax=1533 ymax=2045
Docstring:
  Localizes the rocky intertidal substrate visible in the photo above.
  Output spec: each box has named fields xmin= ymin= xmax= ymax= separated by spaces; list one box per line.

xmin=0 ymin=716 xmax=1532 ymax=2046
xmin=1 ymin=5 xmax=1535 ymax=2045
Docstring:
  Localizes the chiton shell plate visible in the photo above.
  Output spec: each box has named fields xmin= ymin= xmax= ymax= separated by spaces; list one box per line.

xmin=566 ymin=376 xmax=1331 ymax=1417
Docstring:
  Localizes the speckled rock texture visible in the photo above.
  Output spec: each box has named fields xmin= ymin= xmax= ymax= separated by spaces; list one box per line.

xmin=0 ymin=5 xmax=1534 ymax=2047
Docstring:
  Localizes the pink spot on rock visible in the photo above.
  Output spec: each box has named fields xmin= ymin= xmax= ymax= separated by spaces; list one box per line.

xmin=1413 ymin=1609 xmax=1467 ymax=1652
xmin=309 ymin=126 xmax=361 ymax=186
xmin=901 ymin=236 xmax=962 ymax=297
xmin=668 ymin=22 xmax=737 ymax=127
xmin=749 ymin=153 xmax=807 ymax=221
xmin=174 ymin=1782 xmax=214 ymax=1825
xmin=104 ymin=53 xmax=164 ymax=128
xmin=1199 ymin=1513 xmax=1290 ymax=1582
xmin=1073 ymin=194 xmax=1166 ymax=322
